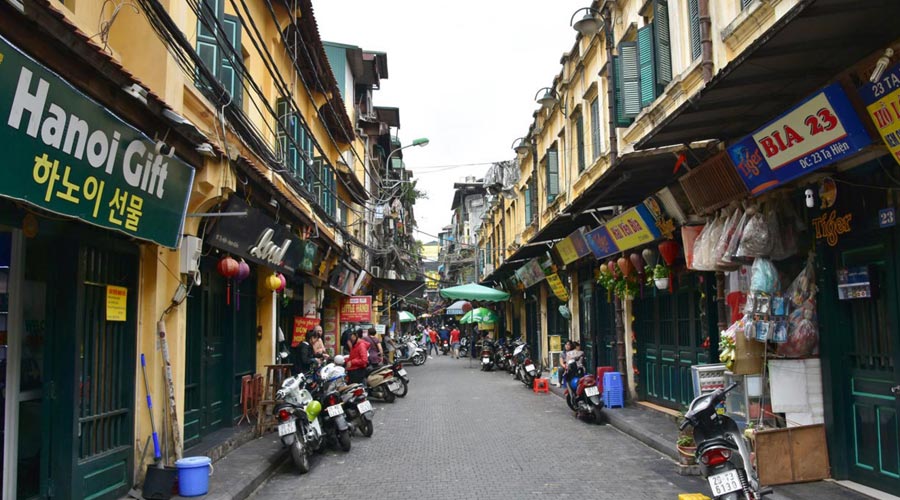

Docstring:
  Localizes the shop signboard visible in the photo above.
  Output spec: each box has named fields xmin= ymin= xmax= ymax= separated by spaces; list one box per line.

xmin=340 ymin=295 xmax=372 ymax=323
xmin=323 ymin=308 xmax=337 ymax=354
xmin=605 ymin=204 xmax=662 ymax=253
xmin=585 ymin=225 xmax=619 ymax=259
xmin=329 ymin=265 xmax=357 ymax=296
xmin=425 ymin=270 xmax=440 ymax=291
xmin=515 ymin=258 xmax=545 ymax=289
xmin=554 ymin=227 xmax=591 ymax=265
xmin=728 ymin=83 xmax=872 ymax=195
xmin=859 ymin=62 xmax=900 ymax=165
xmin=546 ymin=273 xmax=569 ymax=302
xmin=0 ymin=35 xmax=195 ymax=248
xmin=208 ymin=197 xmax=305 ymax=275
xmin=105 ymin=285 xmax=127 ymax=322
xmin=292 ymin=316 xmax=320 ymax=347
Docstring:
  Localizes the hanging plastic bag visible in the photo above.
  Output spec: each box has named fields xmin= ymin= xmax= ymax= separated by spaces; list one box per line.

xmin=750 ymin=258 xmax=778 ymax=294
xmin=695 ymin=214 xmax=725 ymax=271
xmin=691 ymin=218 xmax=715 ymax=271
xmin=771 ymin=197 xmax=799 ymax=260
xmin=737 ymin=206 xmax=774 ymax=258
xmin=724 ymin=208 xmax=752 ymax=266
xmin=778 ymin=254 xmax=818 ymax=357
xmin=714 ymin=207 xmax=743 ymax=271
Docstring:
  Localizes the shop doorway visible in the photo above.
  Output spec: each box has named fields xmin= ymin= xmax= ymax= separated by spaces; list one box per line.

xmin=634 ymin=273 xmax=713 ymax=410
xmin=823 ymin=237 xmax=900 ymax=494
xmin=525 ymin=295 xmax=540 ymax=366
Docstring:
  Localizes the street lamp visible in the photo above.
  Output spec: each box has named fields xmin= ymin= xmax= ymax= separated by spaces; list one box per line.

xmin=534 ymin=87 xmax=567 ymax=116
xmin=511 ymin=137 xmax=530 ymax=157
xmin=570 ymin=7 xmax=604 ymax=37
xmin=381 ymin=137 xmax=430 ymax=191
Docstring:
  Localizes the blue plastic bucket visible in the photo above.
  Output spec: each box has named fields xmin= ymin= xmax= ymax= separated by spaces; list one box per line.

xmin=175 ymin=456 xmax=213 ymax=497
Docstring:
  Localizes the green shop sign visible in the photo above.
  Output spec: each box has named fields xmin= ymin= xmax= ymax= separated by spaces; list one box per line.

xmin=0 ymin=35 xmax=194 ymax=248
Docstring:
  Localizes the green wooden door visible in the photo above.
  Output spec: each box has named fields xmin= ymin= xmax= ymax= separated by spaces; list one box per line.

xmin=824 ymin=239 xmax=900 ymax=494
xmin=72 ymin=244 xmax=137 ymax=500
xmin=635 ymin=273 xmax=712 ymax=410
xmin=525 ymin=296 xmax=540 ymax=365
xmin=593 ymin=290 xmax=617 ymax=371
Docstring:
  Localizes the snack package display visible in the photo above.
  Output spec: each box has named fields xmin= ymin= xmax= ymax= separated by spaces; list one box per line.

xmin=778 ymin=254 xmax=819 ymax=357
xmin=750 ymin=258 xmax=779 ymax=294
xmin=737 ymin=207 xmax=774 ymax=258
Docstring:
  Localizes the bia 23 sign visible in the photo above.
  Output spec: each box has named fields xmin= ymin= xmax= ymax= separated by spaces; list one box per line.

xmin=728 ymin=83 xmax=871 ymax=196
xmin=0 ymin=35 xmax=194 ymax=247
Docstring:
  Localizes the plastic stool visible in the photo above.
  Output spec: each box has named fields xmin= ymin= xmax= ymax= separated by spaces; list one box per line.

xmin=533 ymin=378 xmax=550 ymax=393
xmin=596 ymin=366 xmax=615 ymax=393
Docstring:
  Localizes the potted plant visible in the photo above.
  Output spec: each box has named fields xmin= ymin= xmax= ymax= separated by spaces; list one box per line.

xmin=676 ymin=433 xmax=697 ymax=465
xmin=649 ymin=264 xmax=670 ymax=290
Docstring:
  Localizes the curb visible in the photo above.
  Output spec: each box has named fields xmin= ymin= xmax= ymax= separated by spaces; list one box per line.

xmin=230 ymin=448 xmax=289 ymax=500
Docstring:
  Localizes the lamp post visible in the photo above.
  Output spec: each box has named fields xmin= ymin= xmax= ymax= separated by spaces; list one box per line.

xmin=511 ymin=137 xmax=530 ymax=157
xmin=569 ymin=7 xmax=603 ymax=37
xmin=380 ymin=137 xmax=430 ymax=192
xmin=533 ymin=87 xmax=567 ymax=116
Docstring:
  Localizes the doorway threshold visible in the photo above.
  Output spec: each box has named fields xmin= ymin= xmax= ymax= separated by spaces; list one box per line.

xmin=831 ymin=480 xmax=900 ymax=500
xmin=183 ymin=422 xmax=255 ymax=464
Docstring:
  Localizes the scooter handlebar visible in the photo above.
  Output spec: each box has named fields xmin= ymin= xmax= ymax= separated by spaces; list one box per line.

xmin=679 ymin=418 xmax=692 ymax=431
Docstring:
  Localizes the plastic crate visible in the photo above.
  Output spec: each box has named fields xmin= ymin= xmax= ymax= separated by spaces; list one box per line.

xmin=603 ymin=391 xmax=624 ymax=408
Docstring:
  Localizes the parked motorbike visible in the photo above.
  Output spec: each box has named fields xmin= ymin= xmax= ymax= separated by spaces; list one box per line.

xmin=441 ymin=338 xmax=450 ymax=355
xmin=492 ymin=343 xmax=509 ymax=371
xmin=480 ymin=339 xmax=495 ymax=371
xmin=458 ymin=336 xmax=470 ymax=358
xmin=507 ymin=339 xmax=524 ymax=376
xmin=681 ymin=383 xmax=773 ymax=500
xmin=340 ymin=383 xmax=374 ymax=437
xmin=389 ymin=361 xmax=409 ymax=398
xmin=315 ymin=363 xmax=352 ymax=452
xmin=274 ymin=373 xmax=325 ymax=473
xmin=515 ymin=344 xmax=541 ymax=387
xmin=562 ymin=359 xmax=604 ymax=423
xmin=366 ymin=364 xmax=398 ymax=403
xmin=396 ymin=335 xmax=427 ymax=366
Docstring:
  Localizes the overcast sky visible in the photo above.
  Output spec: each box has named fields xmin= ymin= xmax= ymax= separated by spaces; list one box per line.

xmin=313 ymin=1 xmax=588 ymax=243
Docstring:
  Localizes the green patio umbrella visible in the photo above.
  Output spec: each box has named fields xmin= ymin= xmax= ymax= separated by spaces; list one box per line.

xmin=439 ymin=283 xmax=510 ymax=302
xmin=460 ymin=307 xmax=498 ymax=324
xmin=398 ymin=311 xmax=417 ymax=323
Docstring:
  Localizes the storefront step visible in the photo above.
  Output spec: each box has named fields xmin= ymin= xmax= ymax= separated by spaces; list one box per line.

xmin=183 ymin=423 xmax=257 ymax=465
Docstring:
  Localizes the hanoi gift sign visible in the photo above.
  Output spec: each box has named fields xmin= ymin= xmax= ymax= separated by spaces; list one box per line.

xmin=728 ymin=83 xmax=871 ymax=195
xmin=0 ymin=35 xmax=194 ymax=248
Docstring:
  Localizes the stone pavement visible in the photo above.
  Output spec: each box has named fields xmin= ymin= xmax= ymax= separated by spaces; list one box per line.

xmin=251 ymin=355 xmax=710 ymax=499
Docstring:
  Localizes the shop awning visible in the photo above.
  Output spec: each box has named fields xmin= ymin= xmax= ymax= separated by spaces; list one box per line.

xmin=439 ymin=283 xmax=510 ymax=302
xmin=371 ymin=277 xmax=426 ymax=298
xmin=635 ymin=0 xmax=900 ymax=151
xmin=445 ymin=300 xmax=472 ymax=315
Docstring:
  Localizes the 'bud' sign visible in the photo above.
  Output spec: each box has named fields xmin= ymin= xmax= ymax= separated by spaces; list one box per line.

xmin=727 ymin=83 xmax=871 ymax=196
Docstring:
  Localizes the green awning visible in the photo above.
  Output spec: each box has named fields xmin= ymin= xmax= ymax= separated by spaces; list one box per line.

xmin=439 ymin=283 xmax=509 ymax=302
xmin=398 ymin=311 xmax=417 ymax=323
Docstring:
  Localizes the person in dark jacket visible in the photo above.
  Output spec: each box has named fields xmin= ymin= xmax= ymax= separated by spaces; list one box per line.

xmin=292 ymin=330 xmax=323 ymax=376
xmin=340 ymin=326 xmax=354 ymax=355
xmin=345 ymin=329 xmax=370 ymax=384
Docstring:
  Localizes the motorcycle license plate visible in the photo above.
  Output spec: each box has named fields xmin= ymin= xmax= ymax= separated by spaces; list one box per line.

xmin=708 ymin=470 xmax=742 ymax=496
xmin=525 ymin=364 xmax=535 ymax=373
xmin=278 ymin=420 xmax=296 ymax=437
xmin=398 ymin=369 xmax=408 ymax=377
xmin=482 ymin=358 xmax=490 ymax=364
xmin=585 ymin=386 xmax=600 ymax=397
xmin=388 ymin=380 xmax=401 ymax=390
xmin=357 ymin=400 xmax=372 ymax=413
xmin=326 ymin=405 xmax=344 ymax=418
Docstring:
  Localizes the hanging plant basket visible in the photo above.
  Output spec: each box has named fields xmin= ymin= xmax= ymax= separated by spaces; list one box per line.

xmin=654 ymin=277 xmax=670 ymax=290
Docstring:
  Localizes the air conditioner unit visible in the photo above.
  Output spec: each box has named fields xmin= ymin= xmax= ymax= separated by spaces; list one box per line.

xmin=386 ymin=270 xmax=398 ymax=280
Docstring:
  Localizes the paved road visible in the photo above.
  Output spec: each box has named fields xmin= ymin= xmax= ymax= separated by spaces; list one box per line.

xmin=251 ymin=355 xmax=708 ymax=499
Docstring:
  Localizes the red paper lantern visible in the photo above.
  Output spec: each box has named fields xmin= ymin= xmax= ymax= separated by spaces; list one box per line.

xmin=658 ymin=240 xmax=680 ymax=267
xmin=276 ymin=273 xmax=287 ymax=293
xmin=217 ymin=255 xmax=239 ymax=278
xmin=617 ymin=257 xmax=633 ymax=277
xmin=608 ymin=259 xmax=619 ymax=279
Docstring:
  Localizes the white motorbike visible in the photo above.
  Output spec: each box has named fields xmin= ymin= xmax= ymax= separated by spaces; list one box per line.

xmin=395 ymin=335 xmax=426 ymax=366
xmin=274 ymin=373 xmax=325 ymax=474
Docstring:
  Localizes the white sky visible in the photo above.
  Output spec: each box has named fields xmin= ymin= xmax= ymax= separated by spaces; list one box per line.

xmin=313 ymin=1 xmax=589 ymax=242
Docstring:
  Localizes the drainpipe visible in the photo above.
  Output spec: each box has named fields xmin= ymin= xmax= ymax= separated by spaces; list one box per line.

xmin=699 ymin=0 xmax=713 ymax=82
xmin=603 ymin=5 xmax=618 ymax=166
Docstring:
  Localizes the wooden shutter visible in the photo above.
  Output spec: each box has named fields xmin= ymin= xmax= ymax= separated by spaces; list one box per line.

xmin=546 ymin=149 xmax=559 ymax=201
xmin=689 ymin=0 xmax=701 ymax=60
xmin=613 ymin=56 xmax=634 ymax=127
xmin=221 ymin=15 xmax=242 ymax=107
xmin=637 ymin=24 xmax=656 ymax=108
xmin=576 ymin=114 xmax=586 ymax=172
xmin=195 ymin=0 xmax=221 ymax=86
xmin=590 ymin=97 xmax=601 ymax=159
xmin=619 ymin=42 xmax=641 ymax=117
xmin=654 ymin=0 xmax=672 ymax=87
xmin=524 ymin=184 xmax=532 ymax=224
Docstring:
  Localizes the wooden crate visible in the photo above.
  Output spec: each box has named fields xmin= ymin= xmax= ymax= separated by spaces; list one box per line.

xmin=732 ymin=330 xmax=765 ymax=375
xmin=755 ymin=424 xmax=830 ymax=485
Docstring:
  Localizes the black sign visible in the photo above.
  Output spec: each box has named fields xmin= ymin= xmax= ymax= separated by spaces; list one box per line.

xmin=208 ymin=197 xmax=304 ymax=275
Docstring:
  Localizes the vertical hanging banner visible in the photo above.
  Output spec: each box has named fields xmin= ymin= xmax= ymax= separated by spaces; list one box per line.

xmin=322 ymin=308 xmax=337 ymax=354
xmin=859 ymin=61 xmax=900 ymax=165
xmin=546 ymin=273 xmax=570 ymax=302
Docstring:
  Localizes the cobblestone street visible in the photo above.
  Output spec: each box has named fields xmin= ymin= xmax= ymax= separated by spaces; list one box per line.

xmin=250 ymin=355 xmax=707 ymax=499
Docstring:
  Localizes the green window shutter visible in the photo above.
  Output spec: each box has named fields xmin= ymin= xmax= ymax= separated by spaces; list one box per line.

xmin=654 ymin=0 xmax=672 ymax=87
xmin=613 ymin=56 xmax=634 ymax=127
xmin=195 ymin=0 xmax=221 ymax=89
xmin=741 ymin=0 xmax=753 ymax=9
xmin=590 ymin=97 xmax=601 ymax=159
xmin=276 ymin=98 xmax=288 ymax=164
xmin=576 ymin=115 xmax=586 ymax=172
xmin=524 ymin=184 xmax=532 ymax=224
xmin=619 ymin=42 xmax=641 ymax=117
xmin=546 ymin=149 xmax=559 ymax=201
xmin=637 ymin=24 xmax=656 ymax=108
xmin=689 ymin=0 xmax=701 ymax=60
xmin=221 ymin=15 xmax=242 ymax=108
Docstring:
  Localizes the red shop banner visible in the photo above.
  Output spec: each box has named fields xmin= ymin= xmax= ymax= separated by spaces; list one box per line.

xmin=340 ymin=296 xmax=372 ymax=323
xmin=292 ymin=316 xmax=321 ymax=347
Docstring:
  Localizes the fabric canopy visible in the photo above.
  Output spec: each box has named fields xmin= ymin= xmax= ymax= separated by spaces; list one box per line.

xmin=445 ymin=300 xmax=472 ymax=315
xmin=398 ymin=311 xmax=416 ymax=323
xmin=439 ymin=283 xmax=510 ymax=302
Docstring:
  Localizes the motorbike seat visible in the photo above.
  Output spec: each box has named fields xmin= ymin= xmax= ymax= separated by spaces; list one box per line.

xmin=575 ymin=375 xmax=597 ymax=396
xmin=696 ymin=437 xmax=738 ymax=455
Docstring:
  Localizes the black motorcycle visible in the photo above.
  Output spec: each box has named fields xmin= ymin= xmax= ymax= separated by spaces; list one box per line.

xmin=681 ymin=383 xmax=772 ymax=499
xmin=479 ymin=338 xmax=495 ymax=371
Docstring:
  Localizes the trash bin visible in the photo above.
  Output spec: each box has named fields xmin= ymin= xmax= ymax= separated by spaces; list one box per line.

xmin=175 ymin=456 xmax=212 ymax=497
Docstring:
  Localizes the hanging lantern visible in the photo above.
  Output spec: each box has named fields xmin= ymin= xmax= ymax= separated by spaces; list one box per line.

xmin=642 ymin=248 xmax=658 ymax=269
xmin=658 ymin=240 xmax=680 ymax=267
xmin=266 ymin=272 xmax=282 ymax=292
xmin=234 ymin=259 xmax=250 ymax=310
xmin=599 ymin=263 xmax=609 ymax=275
xmin=217 ymin=255 xmax=239 ymax=305
xmin=617 ymin=257 xmax=633 ymax=277
xmin=607 ymin=259 xmax=619 ymax=279
xmin=629 ymin=253 xmax=645 ymax=277
xmin=277 ymin=273 xmax=287 ymax=293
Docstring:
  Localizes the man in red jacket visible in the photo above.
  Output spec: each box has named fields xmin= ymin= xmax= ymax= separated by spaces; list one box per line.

xmin=345 ymin=329 xmax=370 ymax=384
xmin=450 ymin=326 xmax=461 ymax=359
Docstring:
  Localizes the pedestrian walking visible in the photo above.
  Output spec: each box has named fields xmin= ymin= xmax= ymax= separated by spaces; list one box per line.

xmin=384 ymin=330 xmax=397 ymax=364
xmin=427 ymin=327 xmax=439 ymax=357
xmin=450 ymin=326 xmax=461 ymax=359
xmin=345 ymin=329 xmax=369 ymax=384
